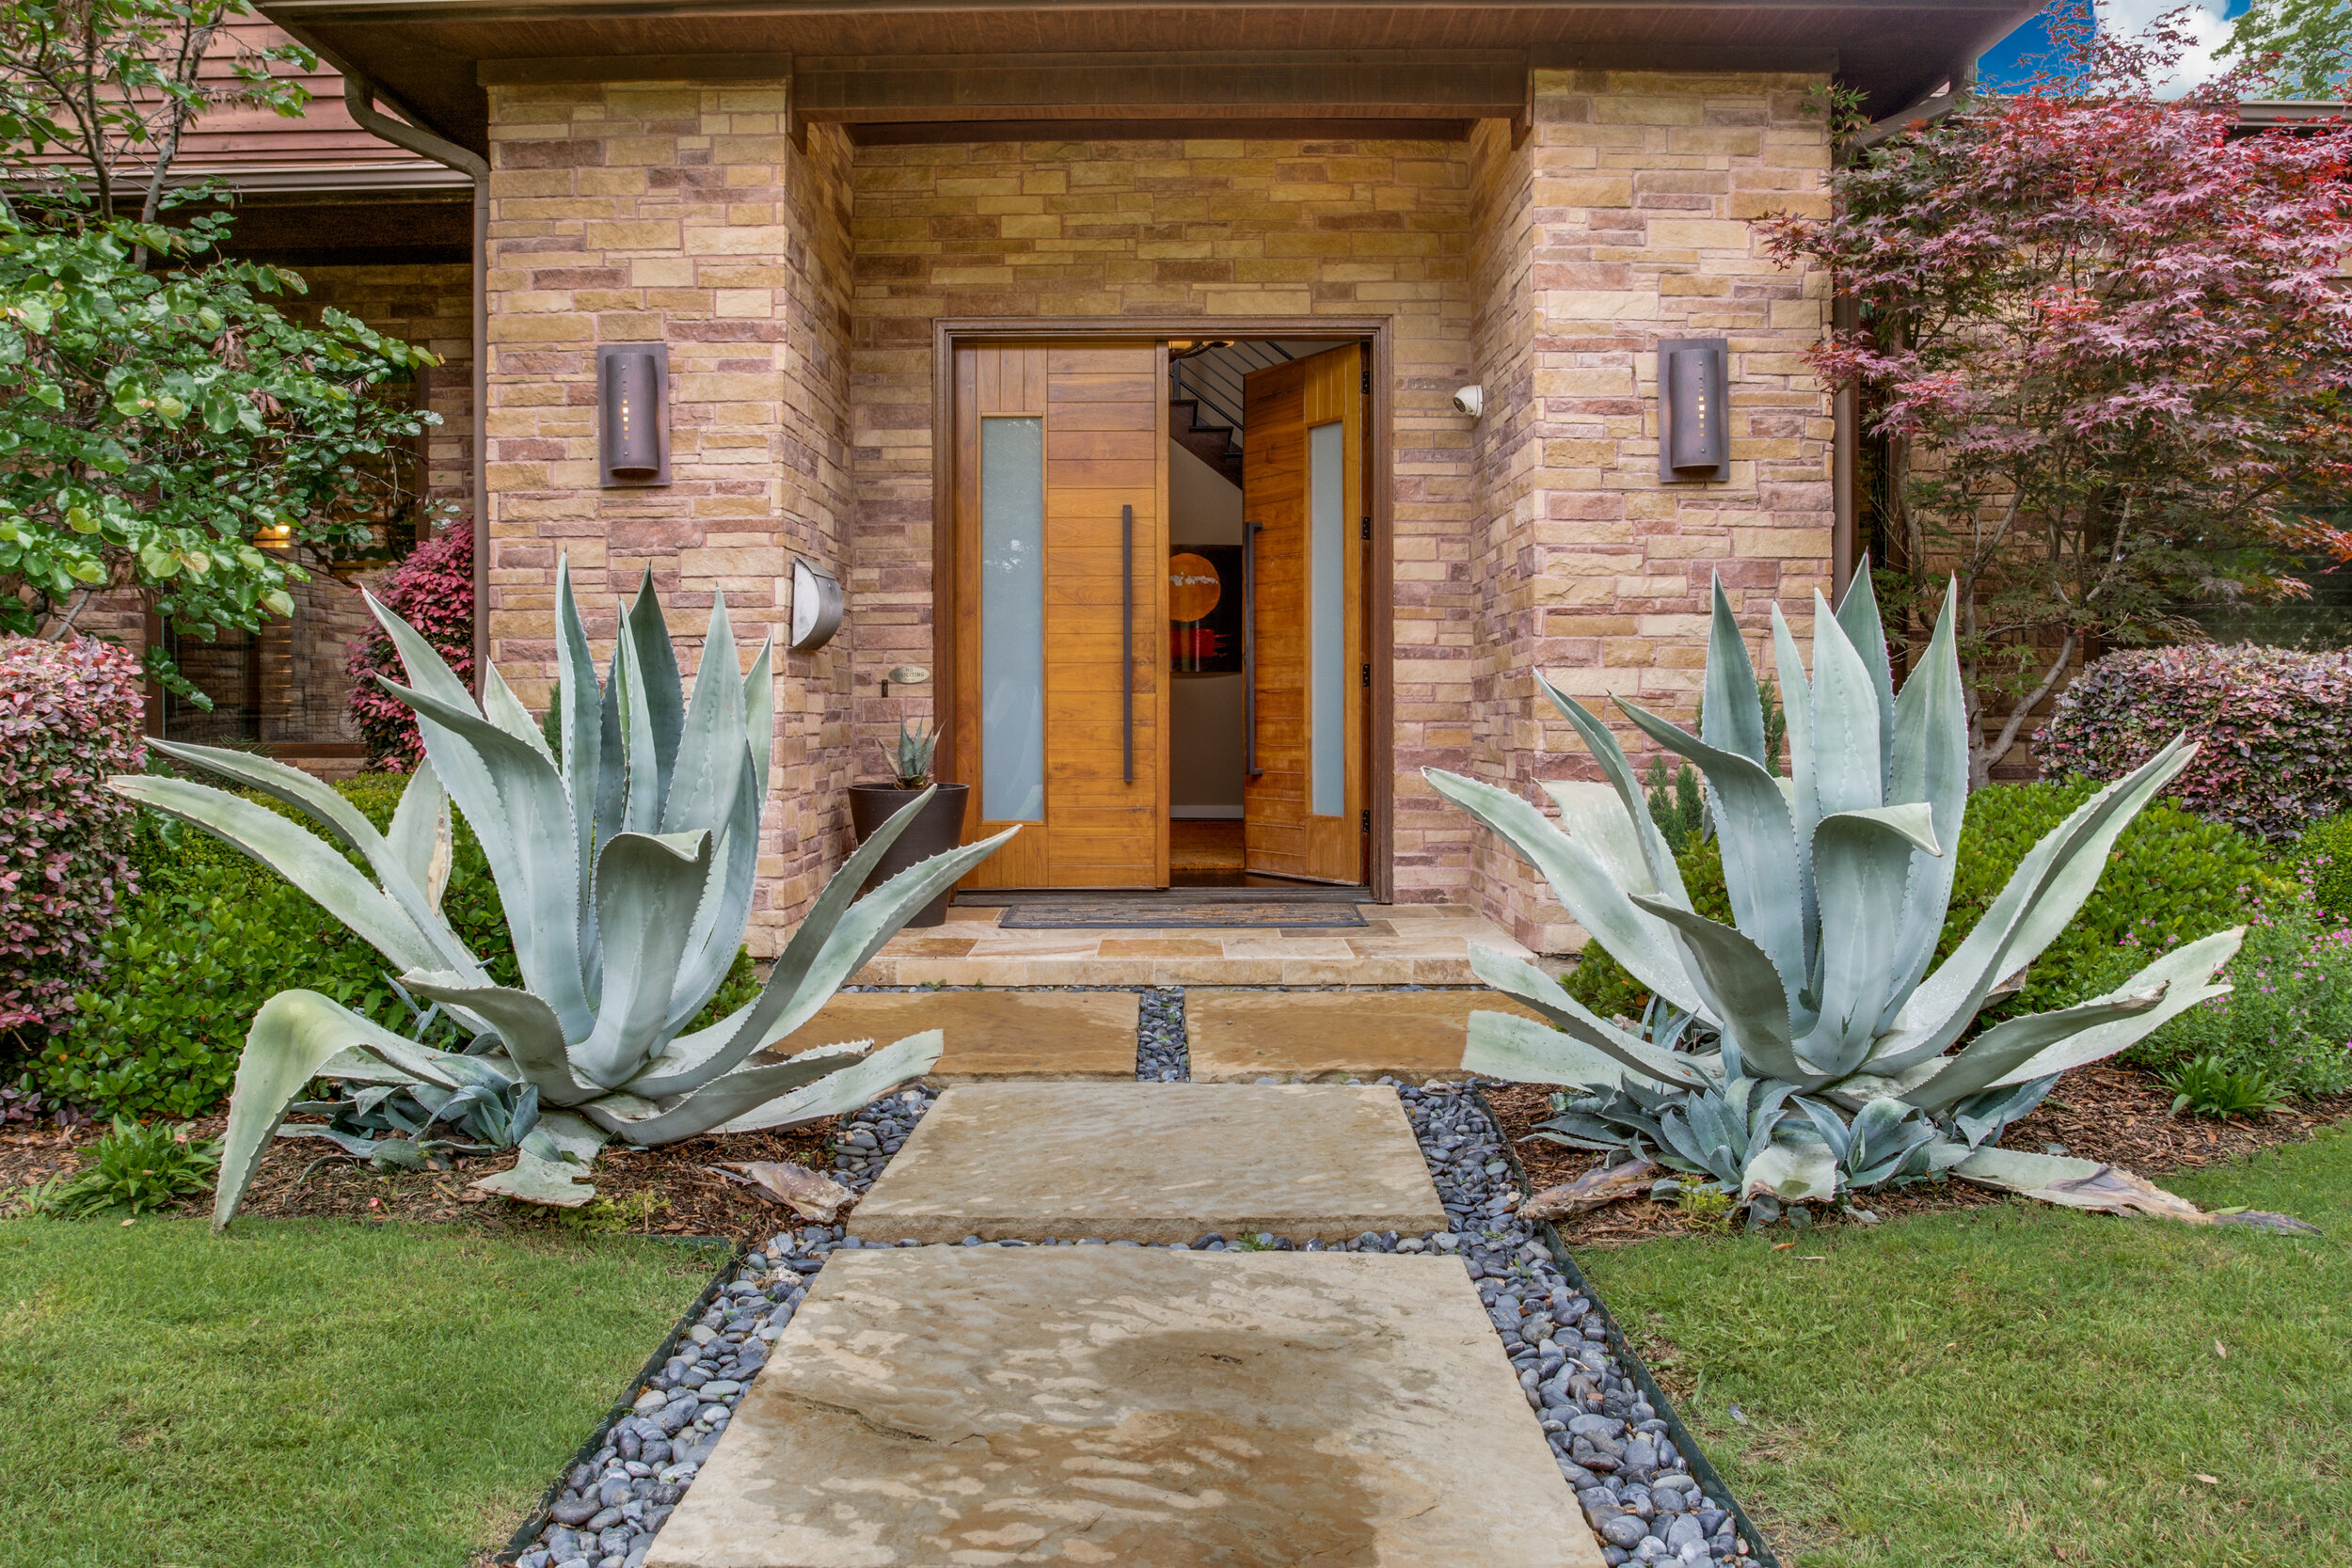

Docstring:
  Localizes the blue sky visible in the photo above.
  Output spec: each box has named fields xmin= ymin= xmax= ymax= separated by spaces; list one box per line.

xmin=1977 ymin=0 xmax=2256 ymax=91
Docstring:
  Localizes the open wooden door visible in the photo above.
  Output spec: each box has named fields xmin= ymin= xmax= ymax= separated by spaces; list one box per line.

xmin=952 ymin=343 xmax=1169 ymax=888
xmin=1241 ymin=344 xmax=1366 ymax=884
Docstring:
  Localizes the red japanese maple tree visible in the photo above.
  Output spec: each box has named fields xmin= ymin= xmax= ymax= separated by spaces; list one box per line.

xmin=1759 ymin=14 xmax=2352 ymax=782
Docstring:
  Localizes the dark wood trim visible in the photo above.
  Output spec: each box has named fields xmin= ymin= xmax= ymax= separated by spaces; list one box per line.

xmin=930 ymin=314 xmax=1398 ymax=903
xmin=795 ymin=49 xmax=1523 ymax=128
xmin=475 ymin=52 xmax=790 ymax=84
xmin=1365 ymin=327 xmax=1397 ymax=907
xmin=142 ymin=607 xmax=164 ymax=736
xmin=849 ymin=117 xmax=1476 ymax=146
xmin=1525 ymin=42 xmax=1841 ymax=72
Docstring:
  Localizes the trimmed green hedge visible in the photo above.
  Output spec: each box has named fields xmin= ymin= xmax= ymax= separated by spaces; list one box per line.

xmin=32 ymin=771 xmax=756 ymax=1119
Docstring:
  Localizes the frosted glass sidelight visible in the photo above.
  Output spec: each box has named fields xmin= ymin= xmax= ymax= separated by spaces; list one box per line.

xmin=1309 ymin=419 xmax=1346 ymax=819
xmin=980 ymin=417 xmax=1046 ymax=821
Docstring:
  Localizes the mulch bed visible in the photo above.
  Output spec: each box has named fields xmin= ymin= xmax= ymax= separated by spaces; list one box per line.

xmin=0 ymin=1111 xmax=849 ymax=1238
xmin=9 ymin=1063 xmax=2349 ymax=1243
xmin=1486 ymin=1065 xmax=2352 ymax=1247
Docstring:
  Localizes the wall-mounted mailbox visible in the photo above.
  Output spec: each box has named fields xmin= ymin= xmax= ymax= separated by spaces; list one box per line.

xmin=598 ymin=343 xmax=669 ymax=486
xmin=1657 ymin=338 xmax=1729 ymax=483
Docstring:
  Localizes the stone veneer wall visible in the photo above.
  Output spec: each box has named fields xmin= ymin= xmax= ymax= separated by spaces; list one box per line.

xmin=1463 ymin=71 xmax=1835 ymax=952
xmin=482 ymin=83 xmax=857 ymax=957
xmin=469 ymin=73 xmax=1832 ymax=953
xmin=846 ymin=131 xmax=1486 ymax=906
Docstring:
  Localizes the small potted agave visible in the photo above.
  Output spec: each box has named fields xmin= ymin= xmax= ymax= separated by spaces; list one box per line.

xmin=848 ymin=719 xmax=967 ymax=927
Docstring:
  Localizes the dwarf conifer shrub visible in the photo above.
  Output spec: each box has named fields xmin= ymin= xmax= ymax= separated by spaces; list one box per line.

xmin=0 ymin=637 xmax=144 ymax=1045
xmin=2038 ymin=645 xmax=2352 ymax=840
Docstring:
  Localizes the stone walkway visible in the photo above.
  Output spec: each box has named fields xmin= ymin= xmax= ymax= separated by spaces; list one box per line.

xmin=532 ymin=983 xmax=1751 ymax=1568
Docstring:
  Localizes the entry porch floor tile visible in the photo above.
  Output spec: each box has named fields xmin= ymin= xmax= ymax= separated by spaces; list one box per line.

xmin=849 ymin=903 xmax=1540 ymax=987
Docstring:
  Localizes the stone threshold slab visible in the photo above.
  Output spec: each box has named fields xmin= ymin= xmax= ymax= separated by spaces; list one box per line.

xmin=762 ymin=990 xmax=1140 ymax=1081
xmin=849 ymin=1082 xmax=1447 ymax=1244
xmin=1186 ymin=987 xmax=1547 ymax=1083
xmin=648 ymin=1246 xmax=1600 ymax=1568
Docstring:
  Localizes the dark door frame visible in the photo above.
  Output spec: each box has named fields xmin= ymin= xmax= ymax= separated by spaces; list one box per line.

xmin=930 ymin=314 xmax=1397 ymax=904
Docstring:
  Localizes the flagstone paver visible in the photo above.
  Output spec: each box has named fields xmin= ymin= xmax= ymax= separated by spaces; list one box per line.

xmin=761 ymin=990 xmax=1140 ymax=1081
xmin=1186 ymin=988 xmax=1549 ymax=1083
xmin=646 ymin=1246 xmax=1601 ymax=1568
xmin=849 ymin=1083 xmax=1446 ymax=1243
xmin=850 ymin=902 xmax=1544 ymax=986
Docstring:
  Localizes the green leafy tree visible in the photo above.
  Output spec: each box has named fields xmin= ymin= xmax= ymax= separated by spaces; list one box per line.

xmin=2221 ymin=0 xmax=2352 ymax=100
xmin=0 ymin=0 xmax=445 ymax=685
xmin=0 ymin=0 xmax=309 ymax=223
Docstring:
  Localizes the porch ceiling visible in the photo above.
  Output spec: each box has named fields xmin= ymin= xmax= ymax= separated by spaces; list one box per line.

xmin=262 ymin=0 xmax=2033 ymax=164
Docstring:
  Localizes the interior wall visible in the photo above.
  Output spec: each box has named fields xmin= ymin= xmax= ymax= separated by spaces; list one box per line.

xmin=1168 ymin=438 xmax=1246 ymax=817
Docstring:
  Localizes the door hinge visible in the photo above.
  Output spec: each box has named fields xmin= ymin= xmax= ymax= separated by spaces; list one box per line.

xmin=1360 ymin=515 xmax=1371 ymax=541
xmin=1361 ymin=809 xmax=1371 ymax=832
xmin=1360 ymin=662 xmax=1371 ymax=688
xmin=1360 ymin=369 xmax=1372 ymax=395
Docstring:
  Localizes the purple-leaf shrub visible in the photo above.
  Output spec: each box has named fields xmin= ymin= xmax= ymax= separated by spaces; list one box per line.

xmin=346 ymin=525 xmax=474 ymax=771
xmin=0 ymin=636 xmax=144 ymax=1038
xmin=2037 ymin=644 xmax=2352 ymax=840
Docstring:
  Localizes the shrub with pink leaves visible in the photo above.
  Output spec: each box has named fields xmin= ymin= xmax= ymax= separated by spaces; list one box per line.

xmin=346 ymin=526 xmax=474 ymax=771
xmin=2037 ymin=644 xmax=2352 ymax=840
xmin=0 ymin=636 xmax=144 ymax=1040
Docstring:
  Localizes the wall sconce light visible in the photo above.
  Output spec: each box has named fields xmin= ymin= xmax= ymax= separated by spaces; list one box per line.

xmin=789 ymin=558 xmax=843 ymax=652
xmin=598 ymin=343 xmax=670 ymax=487
xmin=1657 ymin=338 xmax=1729 ymax=483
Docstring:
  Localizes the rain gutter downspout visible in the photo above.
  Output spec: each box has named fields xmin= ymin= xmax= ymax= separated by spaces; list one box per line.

xmin=342 ymin=71 xmax=491 ymax=695
xmin=1832 ymin=56 xmax=1977 ymax=600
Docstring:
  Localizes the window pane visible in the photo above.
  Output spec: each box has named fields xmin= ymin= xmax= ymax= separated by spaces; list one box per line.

xmin=1310 ymin=419 xmax=1346 ymax=819
xmin=980 ymin=417 xmax=1046 ymax=822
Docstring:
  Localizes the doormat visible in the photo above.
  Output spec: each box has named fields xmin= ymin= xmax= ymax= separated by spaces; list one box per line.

xmin=998 ymin=901 xmax=1369 ymax=929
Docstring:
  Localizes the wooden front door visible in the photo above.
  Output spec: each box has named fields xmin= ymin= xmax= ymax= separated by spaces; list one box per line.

xmin=952 ymin=343 xmax=1169 ymax=888
xmin=1242 ymin=344 xmax=1366 ymax=884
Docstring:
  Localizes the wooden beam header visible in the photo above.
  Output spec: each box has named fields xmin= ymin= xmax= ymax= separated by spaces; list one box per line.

xmin=791 ymin=49 xmax=1525 ymax=127
xmin=477 ymin=52 xmax=789 ymax=83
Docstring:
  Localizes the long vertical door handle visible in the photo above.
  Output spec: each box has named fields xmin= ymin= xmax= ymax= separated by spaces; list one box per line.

xmin=1121 ymin=503 xmax=1135 ymax=784
xmin=1244 ymin=520 xmax=1263 ymax=779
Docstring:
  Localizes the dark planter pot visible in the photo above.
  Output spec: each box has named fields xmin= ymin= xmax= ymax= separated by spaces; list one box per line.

xmin=846 ymin=782 xmax=971 ymax=928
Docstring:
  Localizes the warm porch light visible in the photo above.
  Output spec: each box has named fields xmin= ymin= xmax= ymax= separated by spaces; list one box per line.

xmin=597 ymin=343 xmax=669 ymax=485
xmin=1657 ymin=337 xmax=1729 ymax=483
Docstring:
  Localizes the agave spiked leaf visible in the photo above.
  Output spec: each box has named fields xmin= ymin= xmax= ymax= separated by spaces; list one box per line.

xmin=1432 ymin=569 xmax=2252 ymax=1217
xmin=123 ymin=561 xmax=1017 ymax=1229
xmin=213 ymin=989 xmax=437 ymax=1230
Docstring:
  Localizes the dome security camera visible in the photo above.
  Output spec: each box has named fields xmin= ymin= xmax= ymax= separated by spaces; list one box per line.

xmin=1453 ymin=384 xmax=1485 ymax=419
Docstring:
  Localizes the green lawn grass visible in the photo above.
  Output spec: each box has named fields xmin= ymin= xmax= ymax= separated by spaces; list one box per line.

xmin=1582 ymin=1127 xmax=2352 ymax=1568
xmin=0 ymin=1219 xmax=716 ymax=1568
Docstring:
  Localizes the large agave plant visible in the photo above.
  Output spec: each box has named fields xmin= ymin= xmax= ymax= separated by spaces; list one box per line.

xmin=114 ymin=562 xmax=1014 ymax=1228
xmin=1428 ymin=573 xmax=2278 ymax=1223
